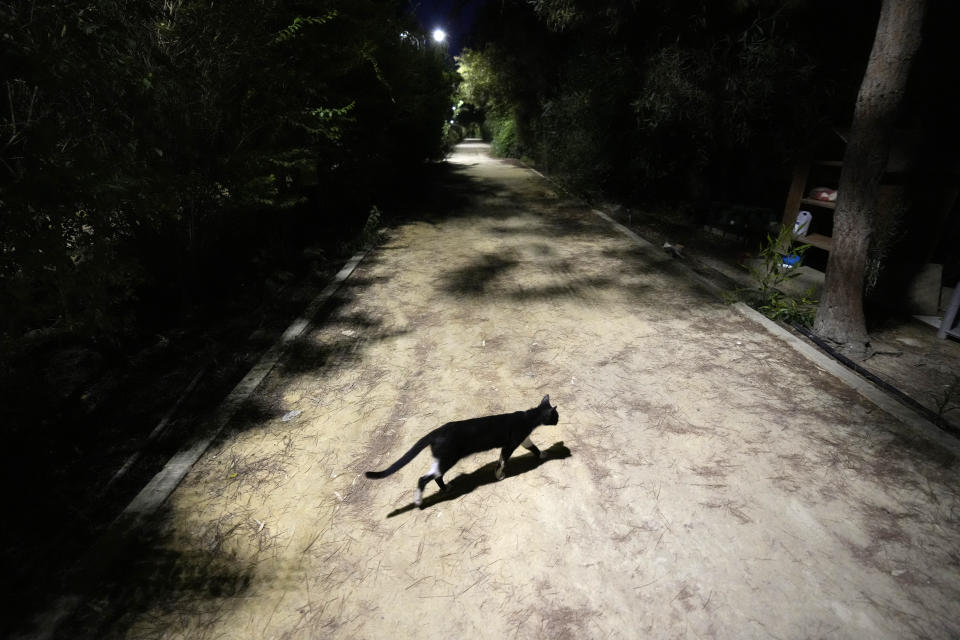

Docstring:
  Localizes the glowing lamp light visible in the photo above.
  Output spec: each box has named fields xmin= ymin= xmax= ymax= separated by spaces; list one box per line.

xmin=432 ymin=28 xmax=446 ymax=43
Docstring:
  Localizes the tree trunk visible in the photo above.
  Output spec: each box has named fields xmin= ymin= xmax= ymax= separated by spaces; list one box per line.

xmin=813 ymin=0 xmax=926 ymax=350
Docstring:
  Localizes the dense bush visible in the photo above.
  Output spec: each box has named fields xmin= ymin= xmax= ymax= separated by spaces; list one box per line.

xmin=488 ymin=116 xmax=521 ymax=158
xmin=457 ymin=0 xmax=874 ymax=205
xmin=0 ymin=0 xmax=455 ymax=344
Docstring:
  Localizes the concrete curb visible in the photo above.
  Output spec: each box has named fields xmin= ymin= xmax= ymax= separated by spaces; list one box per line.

xmin=519 ymin=160 xmax=728 ymax=299
xmin=589 ymin=208 xmax=726 ymax=299
xmin=519 ymin=163 xmax=958 ymax=455
xmin=122 ymin=250 xmax=368 ymax=522
xmin=732 ymin=302 xmax=960 ymax=456
xmin=17 ymin=249 xmax=370 ymax=640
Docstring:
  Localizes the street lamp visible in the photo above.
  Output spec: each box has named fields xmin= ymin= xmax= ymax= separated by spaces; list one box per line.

xmin=432 ymin=28 xmax=446 ymax=44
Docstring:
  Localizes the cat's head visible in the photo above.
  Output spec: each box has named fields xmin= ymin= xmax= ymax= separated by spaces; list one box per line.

xmin=539 ymin=394 xmax=559 ymax=425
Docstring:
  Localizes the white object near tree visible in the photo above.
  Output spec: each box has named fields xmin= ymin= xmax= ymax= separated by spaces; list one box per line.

xmin=793 ymin=210 xmax=812 ymax=238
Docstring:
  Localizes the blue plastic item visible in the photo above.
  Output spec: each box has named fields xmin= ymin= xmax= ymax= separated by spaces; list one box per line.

xmin=781 ymin=253 xmax=802 ymax=267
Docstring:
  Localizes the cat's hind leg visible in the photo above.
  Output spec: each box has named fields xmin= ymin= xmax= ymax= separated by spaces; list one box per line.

xmin=415 ymin=458 xmax=441 ymax=507
xmin=435 ymin=459 xmax=454 ymax=491
xmin=521 ymin=436 xmax=546 ymax=459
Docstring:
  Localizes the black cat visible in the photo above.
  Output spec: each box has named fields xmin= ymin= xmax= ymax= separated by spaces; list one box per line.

xmin=365 ymin=395 xmax=560 ymax=506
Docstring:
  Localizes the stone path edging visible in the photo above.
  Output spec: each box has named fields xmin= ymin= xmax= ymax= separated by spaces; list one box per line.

xmin=17 ymin=249 xmax=370 ymax=640
xmin=731 ymin=302 xmax=960 ymax=456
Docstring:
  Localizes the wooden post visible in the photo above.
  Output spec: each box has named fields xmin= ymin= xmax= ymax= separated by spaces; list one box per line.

xmin=939 ymin=286 xmax=960 ymax=339
xmin=781 ymin=158 xmax=811 ymax=231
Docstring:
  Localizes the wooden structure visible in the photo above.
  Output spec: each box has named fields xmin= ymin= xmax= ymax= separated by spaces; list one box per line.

xmin=782 ymin=128 xmax=960 ymax=337
xmin=781 ymin=158 xmax=840 ymax=251
xmin=781 ymin=128 xmax=922 ymax=255
xmin=939 ymin=287 xmax=960 ymax=339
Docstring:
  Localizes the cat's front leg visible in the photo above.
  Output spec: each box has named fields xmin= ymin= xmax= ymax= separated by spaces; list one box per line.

xmin=521 ymin=436 xmax=546 ymax=459
xmin=496 ymin=445 xmax=517 ymax=479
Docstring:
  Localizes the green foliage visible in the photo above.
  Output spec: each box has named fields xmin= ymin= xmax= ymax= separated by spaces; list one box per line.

xmin=757 ymin=287 xmax=819 ymax=327
xmin=626 ymin=23 xmax=820 ymax=198
xmin=530 ymin=0 xmax=638 ymax=32
xmin=443 ymin=122 xmax=465 ymax=149
xmin=465 ymin=0 xmax=859 ymax=202
xmin=534 ymin=53 xmax=631 ymax=191
xmin=748 ymin=225 xmax=808 ymax=299
xmin=741 ymin=225 xmax=818 ymax=327
xmin=489 ymin=116 xmax=522 ymax=158
xmin=0 ymin=0 xmax=455 ymax=342
xmin=273 ymin=12 xmax=338 ymax=43
xmin=456 ymin=46 xmax=515 ymax=118
xmin=360 ymin=205 xmax=382 ymax=245
xmin=454 ymin=34 xmax=553 ymax=153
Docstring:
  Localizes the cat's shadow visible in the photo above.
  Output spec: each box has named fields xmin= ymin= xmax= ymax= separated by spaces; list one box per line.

xmin=385 ymin=441 xmax=571 ymax=518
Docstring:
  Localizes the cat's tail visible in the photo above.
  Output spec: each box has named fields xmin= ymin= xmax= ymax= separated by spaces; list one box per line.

xmin=365 ymin=433 xmax=433 ymax=479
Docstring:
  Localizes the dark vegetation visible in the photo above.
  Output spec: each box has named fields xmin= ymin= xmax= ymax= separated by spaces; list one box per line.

xmin=454 ymin=0 xmax=959 ymax=328
xmin=1 ymin=0 xmax=454 ymax=633
xmin=2 ymin=0 xmax=454 ymax=343
xmin=458 ymin=0 xmax=875 ymax=202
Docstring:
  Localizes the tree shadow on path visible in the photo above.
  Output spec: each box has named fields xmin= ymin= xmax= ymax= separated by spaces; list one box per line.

xmin=441 ymin=252 xmax=521 ymax=296
xmin=385 ymin=442 xmax=571 ymax=517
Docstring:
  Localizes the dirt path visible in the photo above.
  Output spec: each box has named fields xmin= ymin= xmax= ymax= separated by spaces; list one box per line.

xmin=73 ymin=143 xmax=960 ymax=639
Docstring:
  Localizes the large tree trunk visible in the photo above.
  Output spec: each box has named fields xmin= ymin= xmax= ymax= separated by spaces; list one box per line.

xmin=813 ymin=0 xmax=926 ymax=350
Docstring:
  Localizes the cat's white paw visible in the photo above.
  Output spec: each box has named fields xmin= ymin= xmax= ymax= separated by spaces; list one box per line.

xmin=495 ymin=467 xmax=505 ymax=480
xmin=414 ymin=489 xmax=423 ymax=507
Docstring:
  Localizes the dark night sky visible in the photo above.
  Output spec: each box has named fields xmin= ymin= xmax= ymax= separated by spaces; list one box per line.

xmin=409 ymin=0 xmax=485 ymax=54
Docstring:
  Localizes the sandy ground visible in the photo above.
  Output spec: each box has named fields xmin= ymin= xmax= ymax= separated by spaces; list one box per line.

xmin=72 ymin=142 xmax=960 ymax=639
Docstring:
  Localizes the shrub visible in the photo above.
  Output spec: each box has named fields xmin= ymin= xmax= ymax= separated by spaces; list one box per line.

xmin=490 ymin=116 xmax=523 ymax=158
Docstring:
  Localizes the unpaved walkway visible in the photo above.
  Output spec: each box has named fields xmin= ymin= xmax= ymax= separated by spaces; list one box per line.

xmin=75 ymin=143 xmax=960 ymax=639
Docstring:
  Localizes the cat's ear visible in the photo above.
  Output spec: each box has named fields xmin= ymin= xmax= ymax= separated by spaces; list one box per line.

xmin=540 ymin=394 xmax=550 ymax=407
